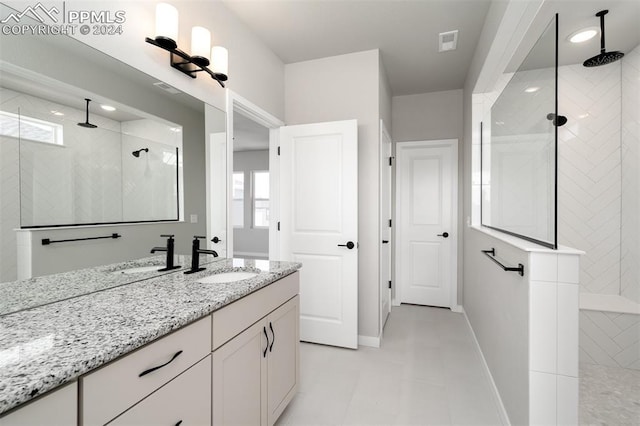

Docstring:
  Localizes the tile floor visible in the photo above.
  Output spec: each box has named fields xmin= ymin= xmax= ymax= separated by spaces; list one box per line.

xmin=579 ymin=363 xmax=640 ymax=425
xmin=276 ymin=304 xmax=505 ymax=425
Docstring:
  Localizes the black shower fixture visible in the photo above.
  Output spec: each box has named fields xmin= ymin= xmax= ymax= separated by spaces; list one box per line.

xmin=132 ymin=148 xmax=149 ymax=157
xmin=583 ymin=10 xmax=624 ymax=67
xmin=77 ymin=98 xmax=97 ymax=128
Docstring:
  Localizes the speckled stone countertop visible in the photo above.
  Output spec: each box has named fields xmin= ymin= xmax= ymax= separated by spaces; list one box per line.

xmin=0 ymin=255 xmax=215 ymax=316
xmin=0 ymin=258 xmax=301 ymax=415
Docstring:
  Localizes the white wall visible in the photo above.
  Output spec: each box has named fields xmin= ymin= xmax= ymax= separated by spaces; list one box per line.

xmin=392 ymin=90 xmax=463 ymax=142
xmin=233 ymin=150 xmax=269 ymax=257
xmin=0 ymin=0 xmax=285 ymax=118
xmin=285 ymin=49 xmax=381 ymax=339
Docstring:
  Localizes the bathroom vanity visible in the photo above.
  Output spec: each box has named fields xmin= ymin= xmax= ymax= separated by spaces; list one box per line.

xmin=0 ymin=257 xmax=301 ymax=425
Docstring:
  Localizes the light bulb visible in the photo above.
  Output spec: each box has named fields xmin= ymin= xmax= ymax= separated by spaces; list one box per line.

xmin=155 ymin=3 xmax=178 ymax=47
xmin=211 ymin=46 xmax=228 ymax=76
xmin=191 ymin=26 xmax=211 ymax=63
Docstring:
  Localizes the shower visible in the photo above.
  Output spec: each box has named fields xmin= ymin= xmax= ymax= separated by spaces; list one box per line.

xmin=132 ymin=148 xmax=149 ymax=157
xmin=77 ymin=98 xmax=98 ymax=128
xmin=583 ymin=10 xmax=624 ymax=67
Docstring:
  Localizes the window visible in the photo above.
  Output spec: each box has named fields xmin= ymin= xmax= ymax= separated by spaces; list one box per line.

xmin=0 ymin=111 xmax=63 ymax=145
xmin=232 ymin=172 xmax=244 ymax=228
xmin=253 ymin=171 xmax=269 ymax=228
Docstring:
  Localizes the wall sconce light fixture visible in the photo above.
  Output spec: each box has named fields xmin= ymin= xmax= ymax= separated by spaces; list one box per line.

xmin=145 ymin=3 xmax=228 ymax=87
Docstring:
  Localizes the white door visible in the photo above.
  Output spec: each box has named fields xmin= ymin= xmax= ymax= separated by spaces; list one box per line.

xmin=379 ymin=120 xmax=392 ymax=331
xmin=207 ymin=131 xmax=227 ymax=257
xmin=279 ymin=120 xmax=358 ymax=349
xmin=396 ymin=140 xmax=457 ymax=308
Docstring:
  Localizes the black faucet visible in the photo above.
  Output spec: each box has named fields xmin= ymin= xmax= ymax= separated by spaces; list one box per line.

xmin=150 ymin=234 xmax=181 ymax=271
xmin=184 ymin=236 xmax=218 ymax=274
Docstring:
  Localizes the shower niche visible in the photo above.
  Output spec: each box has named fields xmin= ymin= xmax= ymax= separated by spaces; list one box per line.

xmin=0 ymin=76 xmax=182 ymax=228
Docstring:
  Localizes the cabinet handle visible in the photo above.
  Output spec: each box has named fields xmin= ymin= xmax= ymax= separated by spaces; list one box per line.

xmin=263 ymin=326 xmax=269 ymax=358
xmin=138 ymin=350 xmax=183 ymax=377
xmin=175 ymin=421 xmax=183 ymax=426
xmin=269 ymin=322 xmax=275 ymax=353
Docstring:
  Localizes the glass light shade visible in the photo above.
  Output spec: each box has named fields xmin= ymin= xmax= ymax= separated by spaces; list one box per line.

xmin=191 ymin=26 xmax=211 ymax=59
xmin=155 ymin=3 xmax=178 ymax=42
xmin=211 ymin=46 xmax=228 ymax=75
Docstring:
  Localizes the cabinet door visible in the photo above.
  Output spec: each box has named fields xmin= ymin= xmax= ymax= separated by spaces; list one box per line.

xmin=109 ymin=355 xmax=211 ymax=426
xmin=267 ymin=296 xmax=300 ymax=426
xmin=0 ymin=382 xmax=76 ymax=426
xmin=212 ymin=320 xmax=267 ymax=426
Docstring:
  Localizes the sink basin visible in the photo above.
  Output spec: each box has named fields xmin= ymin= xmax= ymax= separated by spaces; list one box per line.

xmin=197 ymin=271 xmax=259 ymax=284
xmin=113 ymin=265 xmax=163 ymax=274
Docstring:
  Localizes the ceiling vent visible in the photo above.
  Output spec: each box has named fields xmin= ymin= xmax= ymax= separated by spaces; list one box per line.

xmin=439 ymin=30 xmax=458 ymax=52
xmin=153 ymin=81 xmax=181 ymax=94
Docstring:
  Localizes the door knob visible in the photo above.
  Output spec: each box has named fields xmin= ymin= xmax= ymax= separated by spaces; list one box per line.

xmin=338 ymin=241 xmax=355 ymax=249
xmin=212 ymin=236 xmax=222 ymax=243
xmin=437 ymin=232 xmax=449 ymax=238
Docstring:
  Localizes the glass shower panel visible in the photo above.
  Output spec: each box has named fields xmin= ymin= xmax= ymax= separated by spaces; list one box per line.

xmin=481 ymin=16 xmax=558 ymax=248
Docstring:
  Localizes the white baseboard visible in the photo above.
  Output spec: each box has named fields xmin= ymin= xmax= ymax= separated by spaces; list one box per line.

xmin=451 ymin=304 xmax=464 ymax=313
xmin=460 ymin=307 xmax=511 ymax=426
xmin=358 ymin=334 xmax=381 ymax=348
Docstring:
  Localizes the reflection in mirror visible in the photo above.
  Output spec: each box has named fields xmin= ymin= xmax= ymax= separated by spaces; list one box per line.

xmin=0 ymin=3 xmax=226 ymax=290
xmin=0 ymin=68 xmax=182 ymax=227
xmin=481 ymin=16 xmax=558 ymax=248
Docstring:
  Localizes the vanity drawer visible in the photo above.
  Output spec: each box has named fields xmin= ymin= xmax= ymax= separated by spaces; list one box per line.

xmin=81 ymin=316 xmax=211 ymax=426
xmin=108 ymin=355 xmax=211 ymax=426
xmin=212 ymin=271 xmax=299 ymax=350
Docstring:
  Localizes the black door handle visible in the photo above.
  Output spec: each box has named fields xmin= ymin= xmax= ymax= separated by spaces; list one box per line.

xmin=269 ymin=322 xmax=275 ymax=352
xmin=382 ymin=240 xmax=389 ymax=244
xmin=437 ymin=232 xmax=449 ymax=238
xmin=263 ymin=326 xmax=269 ymax=358
xmin=338 ymin=241 xmax=355 ymax=249
xmin=212 ymin=236 xmax=222 ymax=243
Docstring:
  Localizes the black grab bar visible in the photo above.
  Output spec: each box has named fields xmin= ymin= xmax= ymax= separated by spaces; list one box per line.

xmin=481 ymin=248 xmax=524 ymax=276
xmin=42 ymin=233 xmax=121 ymax=245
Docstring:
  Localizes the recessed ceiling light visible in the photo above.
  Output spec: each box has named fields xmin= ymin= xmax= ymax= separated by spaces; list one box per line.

xmin=568 ymin=27 xmax=598 ymax=43
xmin=101 ymin=105 xmax=116 ymax=112
xmin=50 ymin=110 xmax=64 ymax=116
xmin=524 ymin=87 xmax=540 ymax=93
xmin=578 ymin=113 xmax=590 ymax=119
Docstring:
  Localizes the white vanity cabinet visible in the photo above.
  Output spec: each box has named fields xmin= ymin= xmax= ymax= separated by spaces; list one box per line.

xmin=109 ymin=355 xmax=211 ymax=426
xmin=212 ymin=296 xmax=299 ymax=426
xmin=0 ymin=382 xmax=77 ymax=426
xmin=81 ymin=316 xmax=211 ymax=426
xmin=211 ymin=271 xmax=300 ymax=426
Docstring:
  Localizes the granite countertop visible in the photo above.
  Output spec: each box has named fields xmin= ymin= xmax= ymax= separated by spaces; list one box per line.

xmin=0 ymin=258 xmax=302 ymax=415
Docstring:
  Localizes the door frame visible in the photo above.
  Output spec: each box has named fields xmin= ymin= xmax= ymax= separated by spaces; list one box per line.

xmin=223 ymin=90 xmax=284 ymax=259
xmin=394 ymin=139 xmax=459 ymax=309
xmin=379 ymin=119 xmax=392 ymax=333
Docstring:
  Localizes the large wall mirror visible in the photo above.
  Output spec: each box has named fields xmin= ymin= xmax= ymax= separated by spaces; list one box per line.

xmin=0 ymin=2 xmax=226 ymax=283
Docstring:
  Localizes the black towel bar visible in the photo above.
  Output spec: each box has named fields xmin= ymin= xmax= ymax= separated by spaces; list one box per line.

xmin=42 ymin=233 xmax=121 ymax=245
xmin=481 ymin=248 xmax=524 ymax=276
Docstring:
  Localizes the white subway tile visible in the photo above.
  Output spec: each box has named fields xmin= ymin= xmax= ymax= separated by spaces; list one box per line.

xmin=530 ymin=371 xmax=556 ymax=426
xmin=530 ymin=282 xmax=557 ymax=373
xmin=530 ymin=253 xmax=558 ymax=282
xmin=557 ymin=375 xmax=578 ymax=426
xmin=557 ymin=284 xmax=579 ymax=377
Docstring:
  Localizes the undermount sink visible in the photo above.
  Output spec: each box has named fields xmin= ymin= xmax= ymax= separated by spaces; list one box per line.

xmin=197 ymin=271 xmax=259 ymax=284
xmin=112 ymin=265 xmax=163 ymax=274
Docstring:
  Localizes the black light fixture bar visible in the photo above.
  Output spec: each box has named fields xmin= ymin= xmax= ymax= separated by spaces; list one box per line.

xmin=145 ymin=37 xmax=228 ymax=87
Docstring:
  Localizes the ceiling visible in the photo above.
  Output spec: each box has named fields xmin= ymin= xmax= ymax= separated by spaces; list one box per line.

xmin=222 ymin=0 xmax=492 ymax=96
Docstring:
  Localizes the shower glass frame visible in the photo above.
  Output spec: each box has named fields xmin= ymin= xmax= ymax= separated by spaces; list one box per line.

xmin=480 ymin=15 xmax=559 ymax=249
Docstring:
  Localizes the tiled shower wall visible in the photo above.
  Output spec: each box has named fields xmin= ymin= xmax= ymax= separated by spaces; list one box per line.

xmin=621 ymin=45 xmax=640 ymax=303
xmin=557 ymin=61 xmax=622 ymax=296
xmin=0 ymin=88 xmax=122 ymax=282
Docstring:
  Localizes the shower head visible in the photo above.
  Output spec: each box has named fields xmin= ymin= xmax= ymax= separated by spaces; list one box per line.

xmin=78 ymin=98 xmax=97 ymax=128
xmin=132 ymin=148 xmax=149 ymax=157
xmin=583 ymin=10 xmax=624 ymax=67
